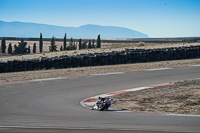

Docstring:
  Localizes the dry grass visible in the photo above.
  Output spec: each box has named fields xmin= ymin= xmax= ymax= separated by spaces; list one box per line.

xmin=1 ymin=41 xmax=200 ymax=61
xmin=111 ymin=79 xmax=200 ymax=115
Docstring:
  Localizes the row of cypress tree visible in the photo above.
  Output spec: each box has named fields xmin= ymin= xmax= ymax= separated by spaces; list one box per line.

xmin=1 ymin=34 xmax=101 ymax=54
xmin=48 ymin=34 xmax=101 ymax=52
xmin=1 ymin=38 xmax=30 ymax=54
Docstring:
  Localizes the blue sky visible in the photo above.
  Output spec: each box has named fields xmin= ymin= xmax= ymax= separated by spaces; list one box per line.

xmin=0 ymin=0 xmax=200 ymax=38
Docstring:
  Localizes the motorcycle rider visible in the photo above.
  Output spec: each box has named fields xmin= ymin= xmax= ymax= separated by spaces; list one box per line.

xmin=91 ymin=97 xmax=113 ymax=110
xmin=91 ymin=97 xmax=103 ymax=110
xmin=103 ymin=97 xmax=113 ymax=110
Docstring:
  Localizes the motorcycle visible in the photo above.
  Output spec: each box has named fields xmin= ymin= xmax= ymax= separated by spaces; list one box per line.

xmin=91 ymin=97 xmax=113 ymax=111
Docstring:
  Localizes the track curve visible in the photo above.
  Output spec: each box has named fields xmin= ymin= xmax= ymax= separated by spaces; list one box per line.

xmin=0 ymin=66 xmax=200 ymax=132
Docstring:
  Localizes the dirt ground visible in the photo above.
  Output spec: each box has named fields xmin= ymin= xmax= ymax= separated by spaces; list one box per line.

xmin=1 ymin=41 xmax=200 ymax=61
xmin=111 ymin=79 xmax=200 ymax=115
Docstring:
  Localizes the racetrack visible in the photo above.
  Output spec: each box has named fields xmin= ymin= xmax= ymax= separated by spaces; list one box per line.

xmin=0 ymin=66 xmax=200 ymax=133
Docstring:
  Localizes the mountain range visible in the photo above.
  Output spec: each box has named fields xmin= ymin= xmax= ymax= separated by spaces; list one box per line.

xmin=0 ymin=21 xmax=148 ymax=39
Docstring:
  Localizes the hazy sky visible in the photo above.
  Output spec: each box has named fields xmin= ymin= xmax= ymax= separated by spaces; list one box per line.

xmin=0 ymin=0 xmax=200 ymax=38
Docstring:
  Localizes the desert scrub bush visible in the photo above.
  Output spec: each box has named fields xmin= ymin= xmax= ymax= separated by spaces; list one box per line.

xmin=136 ymin=42 xmax=145 ymax=47
xmin=175 ymin=79 xmax=200 ymax=86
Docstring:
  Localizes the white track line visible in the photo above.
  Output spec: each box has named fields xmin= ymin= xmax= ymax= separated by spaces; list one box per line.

xmin=192 ymin=64 xmax=200 ymax=67
xmin=91 ymin=72 xmax=124 ymax=76
xmin=126 ymin=87 xmax=151 ymax=91
xmin=147 ymin=68 xmax=172 ymax=71
xmin=31 ymin=77 xmax=62 ymax=82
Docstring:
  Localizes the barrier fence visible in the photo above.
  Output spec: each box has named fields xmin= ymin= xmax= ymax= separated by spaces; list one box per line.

xmin=0 ymin=45 xmax=200 ymax=73
xmin=0 ymin=37 xmax=200 ymax=43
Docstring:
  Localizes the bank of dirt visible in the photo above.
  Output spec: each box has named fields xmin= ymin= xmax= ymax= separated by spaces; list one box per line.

xmin=111 ymin=80 xmax=200 ymax=115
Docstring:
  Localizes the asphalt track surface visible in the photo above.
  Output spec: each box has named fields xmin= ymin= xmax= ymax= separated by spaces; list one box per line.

xmin=0 ymin=66 xmax=200 ymax=133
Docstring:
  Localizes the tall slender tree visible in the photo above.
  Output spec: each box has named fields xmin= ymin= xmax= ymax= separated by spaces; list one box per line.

xmin=82 ymin=42 xmax=87 ymax=49
xmin=78 ymin=38 xmax=82 ymax=50
xmin=49 ymin=36 xmax=57 ymax=52
xmin=28 ymin=46 xmax=31 ymax=53
xmin=88 ymin=40 xmax=92 ymax=49
xmin=63 ymin=33 xmax=67 ymax=50
xmin=97 ymin=34 xmax=101 ymax=48
xmin=33 ymin=43 xmax=36 ymax=53
xmin=39 ymin=33 xmax=43 ymax=53
xmin=14 ymin=44 xmax=17 ymax=52
xmin=69 ymin=37 xmax=73 ymax=50
xmin=8 ymin=43 xmax=12 ymax=54
xmin=1 ymin=38 xmax=6 ymax=54
xmin=92 ymin=39 xmax=95 ymax=48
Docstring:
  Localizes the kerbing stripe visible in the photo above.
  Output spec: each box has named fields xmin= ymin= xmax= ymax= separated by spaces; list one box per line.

xmin=148 ymin=83 xmax=174 ymax=88
xmin=83 ymin=98 xmax=98 ymax=102
xmin=107 ymin=91 xmax=130 ymax=95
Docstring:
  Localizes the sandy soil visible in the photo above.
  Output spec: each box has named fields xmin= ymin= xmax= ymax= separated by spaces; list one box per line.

xmin=111 ymin=80 xmax=200 ymax=115
xmin=1 ymin=41 xmax=200 ymax=61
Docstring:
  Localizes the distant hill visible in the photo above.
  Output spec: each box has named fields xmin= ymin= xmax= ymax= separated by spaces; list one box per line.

xmin=0 ymin=21 xmax=148 ymax=38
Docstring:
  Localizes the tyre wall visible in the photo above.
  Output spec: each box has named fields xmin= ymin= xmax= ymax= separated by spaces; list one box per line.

xmin=0 ymin=45 xmax=200 ymax=73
